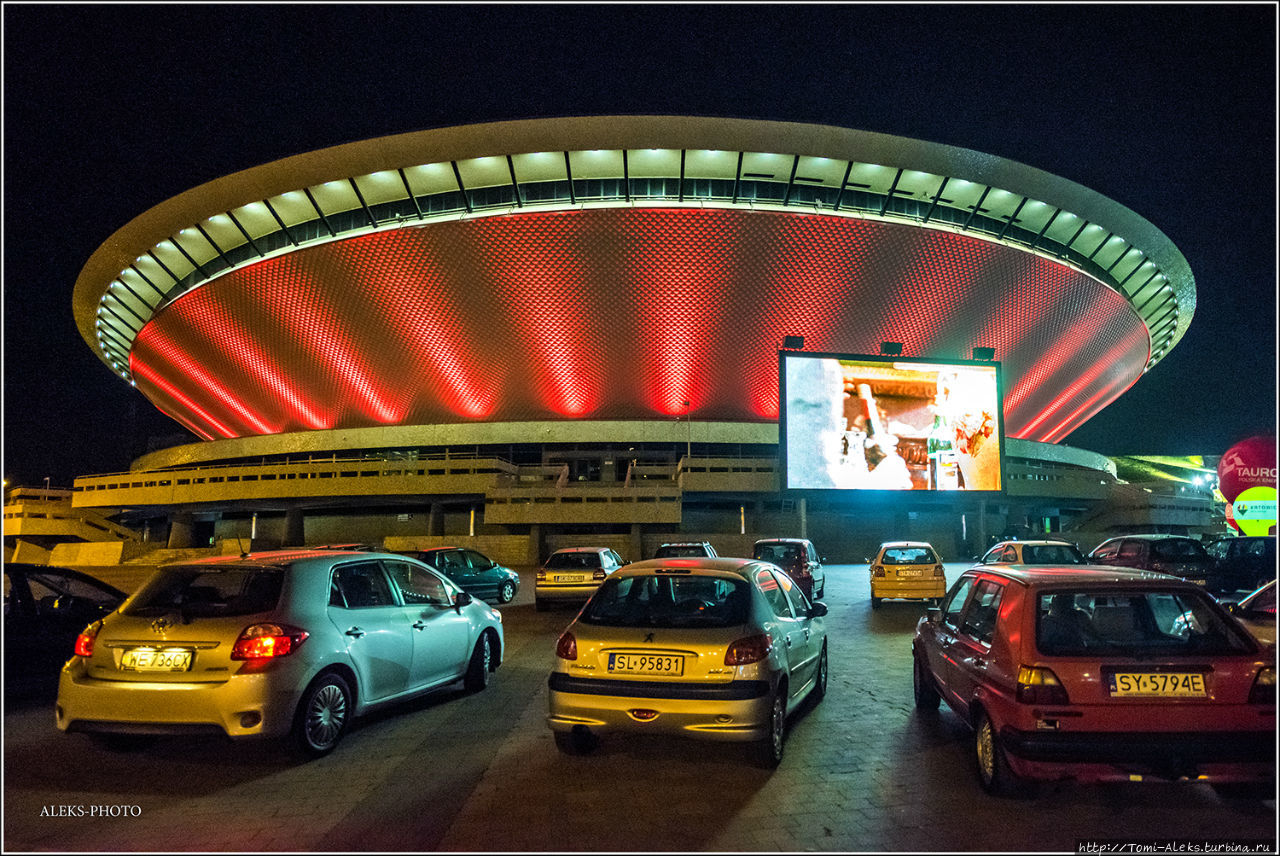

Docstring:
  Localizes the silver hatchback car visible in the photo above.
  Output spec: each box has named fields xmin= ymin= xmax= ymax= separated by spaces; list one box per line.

xmin=56 ymin=549 xmax=504 ymax=757
xmin=547 ymin=557 xmax=828 ymax=767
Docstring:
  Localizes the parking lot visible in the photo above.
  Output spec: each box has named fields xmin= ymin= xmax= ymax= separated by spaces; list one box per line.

xmin=4 ymin=563 xmax=1275 ymax=852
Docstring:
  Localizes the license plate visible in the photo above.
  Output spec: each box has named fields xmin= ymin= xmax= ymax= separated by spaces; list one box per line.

xmin=120 ymin=648 xmax=193 ymax=672
xmin=1109 ymin=672 xmax=1206 ymax=697
xmin=554 ymin=573 xmax=585 ymax=583
xmin=895 ymin=568 xmax=923 ymax=578
xmin=608 ymin=653 xmax=684 ymax=676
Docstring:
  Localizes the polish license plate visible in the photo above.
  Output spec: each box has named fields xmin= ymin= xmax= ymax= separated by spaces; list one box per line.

xmin=554 ymin=573 xmax=585 ymax=583
xmin=608 ymin=653 xmax=684 ymax=676
xmin=895 ymin=568 xmax=923 ymax=577
xmin=1108 ymin=672 xmax=1206 ymax=697
xmin=120 ymin=648 xmax=193 ymax=672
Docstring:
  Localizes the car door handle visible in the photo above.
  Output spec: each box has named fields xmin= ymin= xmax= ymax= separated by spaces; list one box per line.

xmin=970 ymin=656 xmax=987 ymax=669
xmin=412 ymin=620 xmax=428 ymax=630
xmin=784 ymin=635 xmax=793 ymax=647
xmin=345 ymin=627 xmax=365 ymax=638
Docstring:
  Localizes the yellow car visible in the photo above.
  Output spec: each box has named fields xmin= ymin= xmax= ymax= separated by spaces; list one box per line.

xmin=869 ymin=541 xmax=946 ymax=608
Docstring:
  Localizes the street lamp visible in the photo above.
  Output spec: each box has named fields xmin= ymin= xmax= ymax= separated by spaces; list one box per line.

xmin=43 ymin=476 xmax=50 ymax=492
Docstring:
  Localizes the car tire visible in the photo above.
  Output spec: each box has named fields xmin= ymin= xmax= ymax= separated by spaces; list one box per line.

xmin=974 ymin=708 xmax=1034 ymax=797
xmin=871 ymin=596 xmax=882 ymax=609
xmin=88 ymin=733 xmax=156 ymax=752
xmin=912 ymin=652 xmax=941 ymax=710
xmin=810 ymin=643 xmax=828 ymax=704
xmin=553 ymin=727 xmax=598 ymax=756
xmin=463 ymin=632 xmax=493 ymax=693
xmin=750 ymin=686 xmax=787 ymax=769
xmin=498 ymin=580 xmax=516 ymax=604
xmin=293 ymin=671 xmax=351 ymax=759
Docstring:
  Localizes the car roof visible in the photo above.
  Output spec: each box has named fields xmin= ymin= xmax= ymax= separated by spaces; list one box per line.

xmin=879 ymin=541 xmax=936 ymax=549
xmin=166 ymin=548 xmax=410 ymax=569
xmin=1098 ymin=533 xmax=1199 ymax=542
xmin=549 ymin=546 xmax=610 ymax=554
xmin=965 ymin=564 xmax=1203 ymax=587
xmin=754 ymin=538 xmax=808 ymax=545
xmin=617 ymin=557 xmax=764 ymax=579
xmin=990 ymin=538 xmax=1076 ymax=546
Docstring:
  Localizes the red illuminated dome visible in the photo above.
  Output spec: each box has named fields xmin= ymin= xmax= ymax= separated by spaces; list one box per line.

xmin=73 ymin=116 xmax=1193 ymax=445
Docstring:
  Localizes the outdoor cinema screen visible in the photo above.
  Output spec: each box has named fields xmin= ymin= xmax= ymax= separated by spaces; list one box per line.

xmin=780 ymin=352 xmax=1004 ymax=492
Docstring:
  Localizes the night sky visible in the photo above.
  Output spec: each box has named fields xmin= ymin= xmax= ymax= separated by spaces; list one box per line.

xmin=3 ymin=4 xmax=1275 ymax=487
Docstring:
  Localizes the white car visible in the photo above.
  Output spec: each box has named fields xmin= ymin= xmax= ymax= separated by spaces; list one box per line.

xmin=534 ymin=547 xmax=627 ymax=610
xmin=56 ymin=549 xmax=504 ymax=758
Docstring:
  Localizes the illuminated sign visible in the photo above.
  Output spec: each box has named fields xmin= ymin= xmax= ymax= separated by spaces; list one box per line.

xmin=779 ymin=352 xmax=1004 ymax=492
xmin=1218 ymin=435 xmax=1277 ymax=504
xmin=1232 ymin=485 xmax=1277 ymax=537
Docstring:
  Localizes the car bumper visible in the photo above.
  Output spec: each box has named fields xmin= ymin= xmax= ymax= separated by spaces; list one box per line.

xmin=1000 ymin=727 xmax=1277 ymax=783
xmin=872 ymin=578 xmax=946 ymax=599
xmin=55 ymin=658 xmax=303 ymax=740
xmin=546 ymin=672 xmax=774 ymax=741
xmin=535 ymin=583 xmax=601 ymax=602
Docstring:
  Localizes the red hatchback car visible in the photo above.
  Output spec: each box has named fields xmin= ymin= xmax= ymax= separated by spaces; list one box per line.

xmin=911 ymin=565 xmax=1275 ymax=797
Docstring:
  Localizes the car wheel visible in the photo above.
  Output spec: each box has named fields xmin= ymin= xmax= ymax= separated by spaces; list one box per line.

xmin=871 ymin=596 xmax=882 ymax=609
xmin=293 ymin=671 xmax=351 ymax=758
xmin=88 ymin=733 xmax=156 ymax=752
xmin=498 ymin=580 xmax=516 ymax=603
xmin=751 ymin=686 xmax=787 ymax=768
xmin=464 ymin=632 xmax=493 ymax=692
xmin=974 ymin=708 xmax=1034 ymax=796
xmin=912 ymin=653 xmax=941 ymax=710
xmin=554 ymin=727 xmax=598 ymax=755
xmin=811 ymin=643 xmax=828 ymax=704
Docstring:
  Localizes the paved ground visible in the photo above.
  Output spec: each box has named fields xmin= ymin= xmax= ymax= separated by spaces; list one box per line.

xmin=4 ymin=564 xmax=1275 ymax=852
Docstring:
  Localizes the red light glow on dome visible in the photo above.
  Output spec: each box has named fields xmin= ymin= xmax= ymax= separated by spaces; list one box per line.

xmin=127 ymin=208 xmax=1150 ymax=442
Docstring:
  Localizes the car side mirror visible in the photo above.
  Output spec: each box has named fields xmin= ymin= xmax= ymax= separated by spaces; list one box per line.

xmin=925 ymin=607 xmax=942 ymax=624
xmin=820 ymin=556 xmax=828 ymax=564
xmin=453 ymin=591 xmax=472 ymax=611
xmin=809 ymin=602 xmax=828 ymax=618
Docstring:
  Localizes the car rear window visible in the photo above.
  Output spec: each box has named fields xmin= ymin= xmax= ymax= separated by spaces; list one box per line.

xmin=653 ymin=545 xmax=709 ymax=558
xmin=882 ymin=547 xmax=935 ymax=564
xmin=1036 ymin=589 xmax=1254 ymax=656
xmin=754 ymin=543 xmax=801 ymax=565
xmin=1022 ymin=544 xmax=1087 ymax=564
xmin=580 ymin=574 xmax=751 ymax=628
xmin=545 ymin=552 xmax=602 ymax=570
xmin=124 ymin=566 xmax=283 ymax=618
xmin=1151 ymin=539 xmax=1210 ymax=561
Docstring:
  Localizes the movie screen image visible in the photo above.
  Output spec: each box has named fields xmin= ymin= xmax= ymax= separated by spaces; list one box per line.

xmin=781 ymin=353 xmax=1004 ymax=492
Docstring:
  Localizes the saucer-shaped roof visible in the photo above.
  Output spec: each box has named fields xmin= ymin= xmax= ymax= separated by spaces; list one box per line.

xmin=73 ymin=116 xmax=1193 ymax=444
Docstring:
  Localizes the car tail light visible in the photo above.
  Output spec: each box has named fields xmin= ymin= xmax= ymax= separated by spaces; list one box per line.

xmin=593 ymin=569 xmax=606 ymax=580
xmin=230 ymin=623 xmax=309 ymax=660
xmin=536 ymin=570 xmax=546 ymax=581
xmin=555 ymin=631 xmax=577 ymax=660
xmin=725 ymin=634 xmax=773 ymax=666
xmin=871 ymin=565 xmax=885 ymax=578
xmin=1017 ymin=665 xmax=1070 ymax=704
xmin=933 ymin=564 xmax=945 ymax=578
xmin=1249 ymin=666 xmax=1275 ymax=705
xmin=74 ymin=621 xmax=101 ymax=657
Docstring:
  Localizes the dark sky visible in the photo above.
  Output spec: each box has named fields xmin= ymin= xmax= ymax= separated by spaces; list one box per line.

xmin=3 ymin=4 xmax=1276 ymax=486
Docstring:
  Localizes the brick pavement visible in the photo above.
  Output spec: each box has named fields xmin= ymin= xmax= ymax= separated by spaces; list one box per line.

xmin=4 ymin=564 xmax=1275 ymax=852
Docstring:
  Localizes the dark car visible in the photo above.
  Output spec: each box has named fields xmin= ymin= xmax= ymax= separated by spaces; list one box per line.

xmin=753 ymin=538 xmax=826 ymax=600
xmin=397 ymin=548 xmax=521 ymax=604
xmin=1087 ymin=535 xmax=1216 ymax=589
xmin=1204 ymin=536 xmax=1277 ymax=594
xmin=4 ymin=563 xmax=126 ymax=697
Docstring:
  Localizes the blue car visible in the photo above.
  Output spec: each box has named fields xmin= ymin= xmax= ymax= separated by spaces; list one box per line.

xmin=397 ymin=548 xmax=521 ymax=604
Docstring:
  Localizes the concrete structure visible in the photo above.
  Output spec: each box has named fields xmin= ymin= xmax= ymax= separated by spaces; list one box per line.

xmin=56 ymin=116 xmax=1202 ymax=562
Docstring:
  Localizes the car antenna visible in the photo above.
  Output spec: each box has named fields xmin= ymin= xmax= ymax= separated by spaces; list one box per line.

xmin=237 ymin=521 xmax=250 ymax=559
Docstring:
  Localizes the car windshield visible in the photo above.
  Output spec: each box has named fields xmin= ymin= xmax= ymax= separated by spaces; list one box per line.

xmin=1151 ymin=539 xmax=1210 ymax=561
xmin=123 ymin=566 xmax=284 ymax=618
xmin=654 ymin=545 xmax=707 ymax=558
xmin=1022 ymin=544 xmax=1087 ymax=564
xmin=1036 ymin=589 xmax=1254 ymax=656
xmin=754 ymin=544 xmax=800 ymax=565
xmin=882 ymin=547 xmax=935 ymax=564
xmin=545 ymin=552 xmax=601 ymax=570
xmin=580 ymin=574 xmax=751 ymax=628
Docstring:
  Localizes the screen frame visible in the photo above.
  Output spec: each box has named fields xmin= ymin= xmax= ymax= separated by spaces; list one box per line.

xmin=777 ymin=349 xmax=1007 ymax=496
